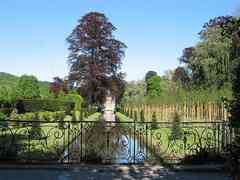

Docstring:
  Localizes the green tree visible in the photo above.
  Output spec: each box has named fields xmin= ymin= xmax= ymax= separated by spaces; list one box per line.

xmin=180 ymin=16 xmax=240 ymax=89
xmin=146 ymin=75 xmax=162 ymax=97
xmin=16 ymin=75 xmax=40 ymax=99
xmin=227 ymin=25 xmax=240 ymax=179
xmin=121 ymin=80 xmax=145 ymax=104
xmin=145 ymin=71 xmax=157 ymax=82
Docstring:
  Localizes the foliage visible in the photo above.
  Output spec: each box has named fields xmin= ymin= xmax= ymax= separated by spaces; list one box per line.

xmin=123 ymin=77 xmax=232 ymax=105
xmin=49 ymin=77 xmax=69 ymax=98
xmin=179 ymin=16 xmax=240 ymax=89
xmin=0 ymin=72 xmax=20 ymax=88
xmin=145 ymin=71 xmax=157 ymax=82
xmin=0 ymin=86 xmax=16 ymax=105
xmin=0 ymin=72 xmax=50 ymax=101
xmin=170 ymin=112 xmax=182 ymax=140
xmin=116 ymin=112 xmax=133 ymax=122
xmin=67 ymin=12 xmax=126 ymax=105
xmin=181 ymin=27 xmax=232 ymax=88
xmin=16 ymin=75 xmax=41 ymax=99
xmin=8 ymin=110 xmax=100 ymax=123
xmin=121 ymin=80 xmax=145 ymax=104
xmin=122 ymin=15 xmax=238 ymax=106
xmin=64 ymin=92 xmax=84 ymax=111
xmin=172 ymin=67 xmax=190 ymax=89
xmin=0 ymin=112 xmax=6 ymax=121
xmin=229 ymin=58 xmax=240 ymax=127
xmin=146 ymin=75 xmax=162 ymax=97
xmin=18 ymin=99 xmax=74 ymax=113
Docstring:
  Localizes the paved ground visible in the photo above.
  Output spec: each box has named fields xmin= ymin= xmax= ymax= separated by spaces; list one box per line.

xmin=0 ymin=165 xmax=231 ymax=180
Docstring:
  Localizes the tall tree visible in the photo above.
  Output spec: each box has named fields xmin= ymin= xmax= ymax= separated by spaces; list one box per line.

xmin=145 ymin=71 xmax=157 ymax=82
xmin=49 ymin=77 xmax=69 ymax=98
xmin=172 ymin=67 xmax=190 ymax=88
xmin=67 ymin=12 xmax=126 ymax=105
xmin=179 ymin=16 xmax=240 ymax=88
xmin=146 ymin=75 xmax=162 ymax=97
xmin=228 ymin=26 xmax=240 ymax=179
xmin=16 ymin=75 xmax=40 ymax=99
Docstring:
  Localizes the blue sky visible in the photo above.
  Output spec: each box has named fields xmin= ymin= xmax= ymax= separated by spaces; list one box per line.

xmin=0 ymin=0 xmax=239 ymax=81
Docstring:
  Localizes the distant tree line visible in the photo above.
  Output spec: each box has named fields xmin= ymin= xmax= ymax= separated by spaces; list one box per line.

xmin=122 ymin=16 xmax=240 ymax=105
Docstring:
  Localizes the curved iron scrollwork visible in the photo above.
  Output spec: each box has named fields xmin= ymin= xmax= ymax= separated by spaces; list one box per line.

xmin=0 ymin=120 xmax=232 ymax=164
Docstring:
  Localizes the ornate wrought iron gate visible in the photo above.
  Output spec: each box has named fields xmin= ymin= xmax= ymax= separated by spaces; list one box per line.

xmin=0 ymin=120 xmax=233 ymax=164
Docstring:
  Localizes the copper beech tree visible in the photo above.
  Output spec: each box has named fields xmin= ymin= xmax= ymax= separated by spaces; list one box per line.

xmin=67 ymin=12 xmax=126 ymax=105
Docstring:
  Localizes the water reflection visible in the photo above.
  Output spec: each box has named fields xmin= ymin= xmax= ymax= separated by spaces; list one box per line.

xmin=64 ymin=121 xmax=147 ymax=164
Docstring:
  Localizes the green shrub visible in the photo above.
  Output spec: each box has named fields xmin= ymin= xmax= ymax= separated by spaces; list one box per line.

xmin=23 ymin=113 xmax=35 ymax=121
xmin=9 ymin=110 xmax=68 ymax=123
xmin=18 ymin=99 xmax=74 ymax=112
xmin=0 ymin=112 xmax=6 ymax=121
xmin=0 ymin=107 xmax=13 ymax=116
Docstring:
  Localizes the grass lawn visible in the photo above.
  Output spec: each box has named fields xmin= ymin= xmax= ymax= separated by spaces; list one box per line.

xmin=0 ymin=112 xmax=102 ymax=162
xmin=116 ymin=112 xmax=225 ymax=162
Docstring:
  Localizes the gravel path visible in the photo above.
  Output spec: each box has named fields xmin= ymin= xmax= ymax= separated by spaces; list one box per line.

xmin=0 ymin=165 xmax=231 ymax=180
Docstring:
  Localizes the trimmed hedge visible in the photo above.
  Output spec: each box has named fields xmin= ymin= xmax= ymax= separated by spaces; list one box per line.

xmin=16 ymin=99 xmax=75 ymax=113
xmin=10 ymin=111 xmax=67 ymax=122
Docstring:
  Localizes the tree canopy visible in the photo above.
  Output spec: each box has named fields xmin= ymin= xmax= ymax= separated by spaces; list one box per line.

xmin=146 ymin=75 xmax=162 ymax=98
xmin=145 ymin=71 xmax=157 ymax=82
xmin=172 ymin=67 xmax=190 ymax=88
xmin=16 ymin=75 xmax=40 ymax=99
xmin=67 ymin=12 xmax=126 ymax=105
xmin=179 ymin=16 xmax=240 ymax=89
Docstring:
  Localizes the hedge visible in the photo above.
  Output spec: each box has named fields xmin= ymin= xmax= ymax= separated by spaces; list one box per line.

xmin=16 ymin=99 xmax=75 ymax=113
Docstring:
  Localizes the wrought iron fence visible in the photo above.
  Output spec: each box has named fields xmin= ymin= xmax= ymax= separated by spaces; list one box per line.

xmin=0 ymin=120 xmax=233 ymax=164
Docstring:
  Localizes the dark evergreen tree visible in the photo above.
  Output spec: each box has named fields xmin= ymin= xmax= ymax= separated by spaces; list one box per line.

xmin=151 ymin=112 xmax=158 ymax=129
xmin=170 ymin=112 xmax=182 ymax=140
xmin=134 ymin=111 xmax=138 ymax=121
xmin=140 ymin=109 xmax=145 ymax=122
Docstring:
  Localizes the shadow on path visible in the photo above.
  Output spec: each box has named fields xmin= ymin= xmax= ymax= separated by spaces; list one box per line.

xmin=0 ymin=164 xmax=231 ymax=180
